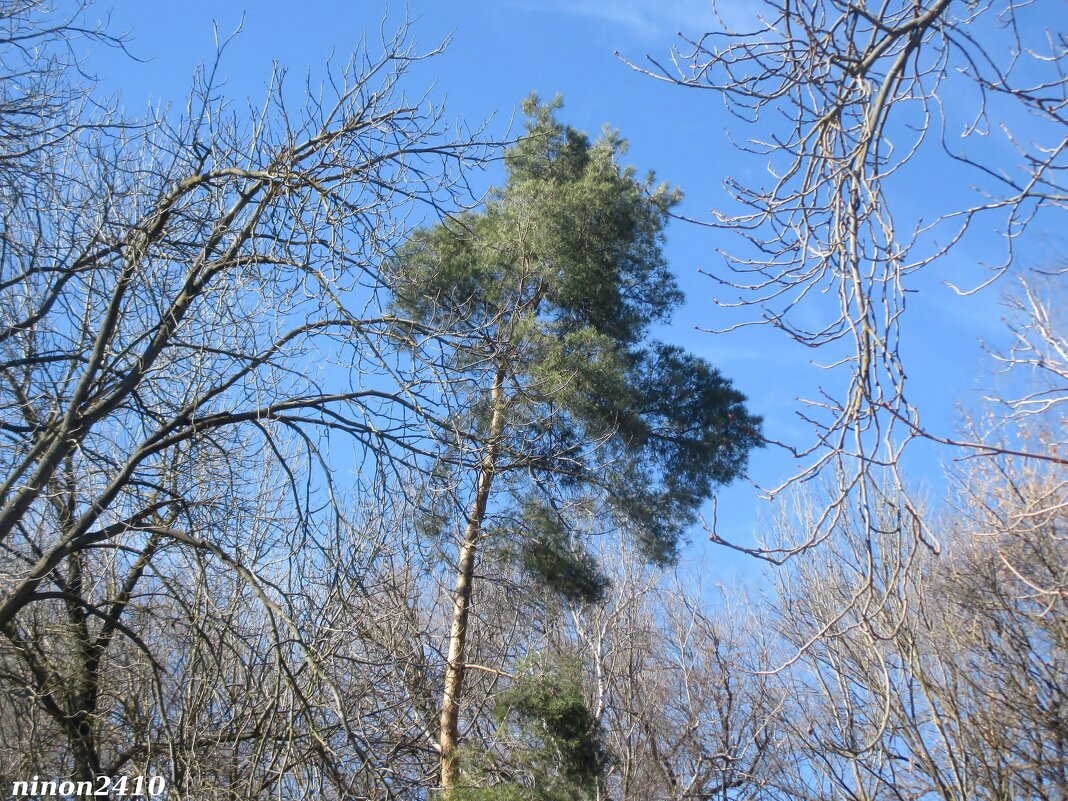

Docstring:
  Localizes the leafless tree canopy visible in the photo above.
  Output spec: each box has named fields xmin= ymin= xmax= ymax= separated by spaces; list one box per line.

xmin=0 ymin=1 xmax=489 ymax=795
xmin=769 ymin=450 xmax=1067 ymax=800
xmin=625 ymin=0 xmax=1066 ymax=563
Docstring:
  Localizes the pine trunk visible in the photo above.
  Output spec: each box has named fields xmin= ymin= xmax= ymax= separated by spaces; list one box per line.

xmin=438 ymin=367 xmax=507 ymax=796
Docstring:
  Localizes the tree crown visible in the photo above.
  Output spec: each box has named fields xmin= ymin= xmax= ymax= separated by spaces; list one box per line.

xmin=391 ymin=95 xmax=762 ymax=570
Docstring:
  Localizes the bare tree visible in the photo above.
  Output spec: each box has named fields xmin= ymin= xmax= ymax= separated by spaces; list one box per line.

xmin=566 ymin=546 xmax=789 ymax=801
xmin=614 ymin=8 xmax=1068 ymax=792
xmin=624 ymin=0 xmax=1067 ymax=566
xmin=0 ymin=1 xmax=488 ymax=795
xmin=771 ymin=449 xmax=1067 ymax=800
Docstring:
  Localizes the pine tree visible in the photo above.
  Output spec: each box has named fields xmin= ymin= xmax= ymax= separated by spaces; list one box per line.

xmin=388 ymin=94 xmax=762 ymax=795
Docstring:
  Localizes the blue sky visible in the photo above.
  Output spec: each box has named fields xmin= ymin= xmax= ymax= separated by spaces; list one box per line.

xmin=81 ymin=0 xmax=1052 ymax=583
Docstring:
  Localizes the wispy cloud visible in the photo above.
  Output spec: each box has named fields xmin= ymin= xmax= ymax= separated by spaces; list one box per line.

xmin=507 ymin=0 xmax=716 ymax=44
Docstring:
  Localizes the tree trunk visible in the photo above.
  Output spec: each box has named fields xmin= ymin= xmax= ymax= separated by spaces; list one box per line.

xmin=439 ymin=367 xmax=507 ymax=796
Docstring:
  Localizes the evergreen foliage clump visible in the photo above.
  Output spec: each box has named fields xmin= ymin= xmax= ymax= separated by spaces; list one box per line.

xmin=518 ymin=503 xmax=609 ymax=605
xmin=454 ymin=657 xmax=607 ymax=801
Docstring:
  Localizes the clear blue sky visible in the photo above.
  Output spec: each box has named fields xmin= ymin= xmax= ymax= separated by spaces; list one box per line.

xmin=80 ymin=0 xmax=1054 ymax=583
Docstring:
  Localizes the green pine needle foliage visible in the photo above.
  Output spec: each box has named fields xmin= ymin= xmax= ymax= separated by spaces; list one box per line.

xmin=388 ymin=93 xmax=762 ymax=579
xmin=453 ymin=656 xmax=607 ymax=801
xmin=518 ymin=504 xmax=609 ymax=604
